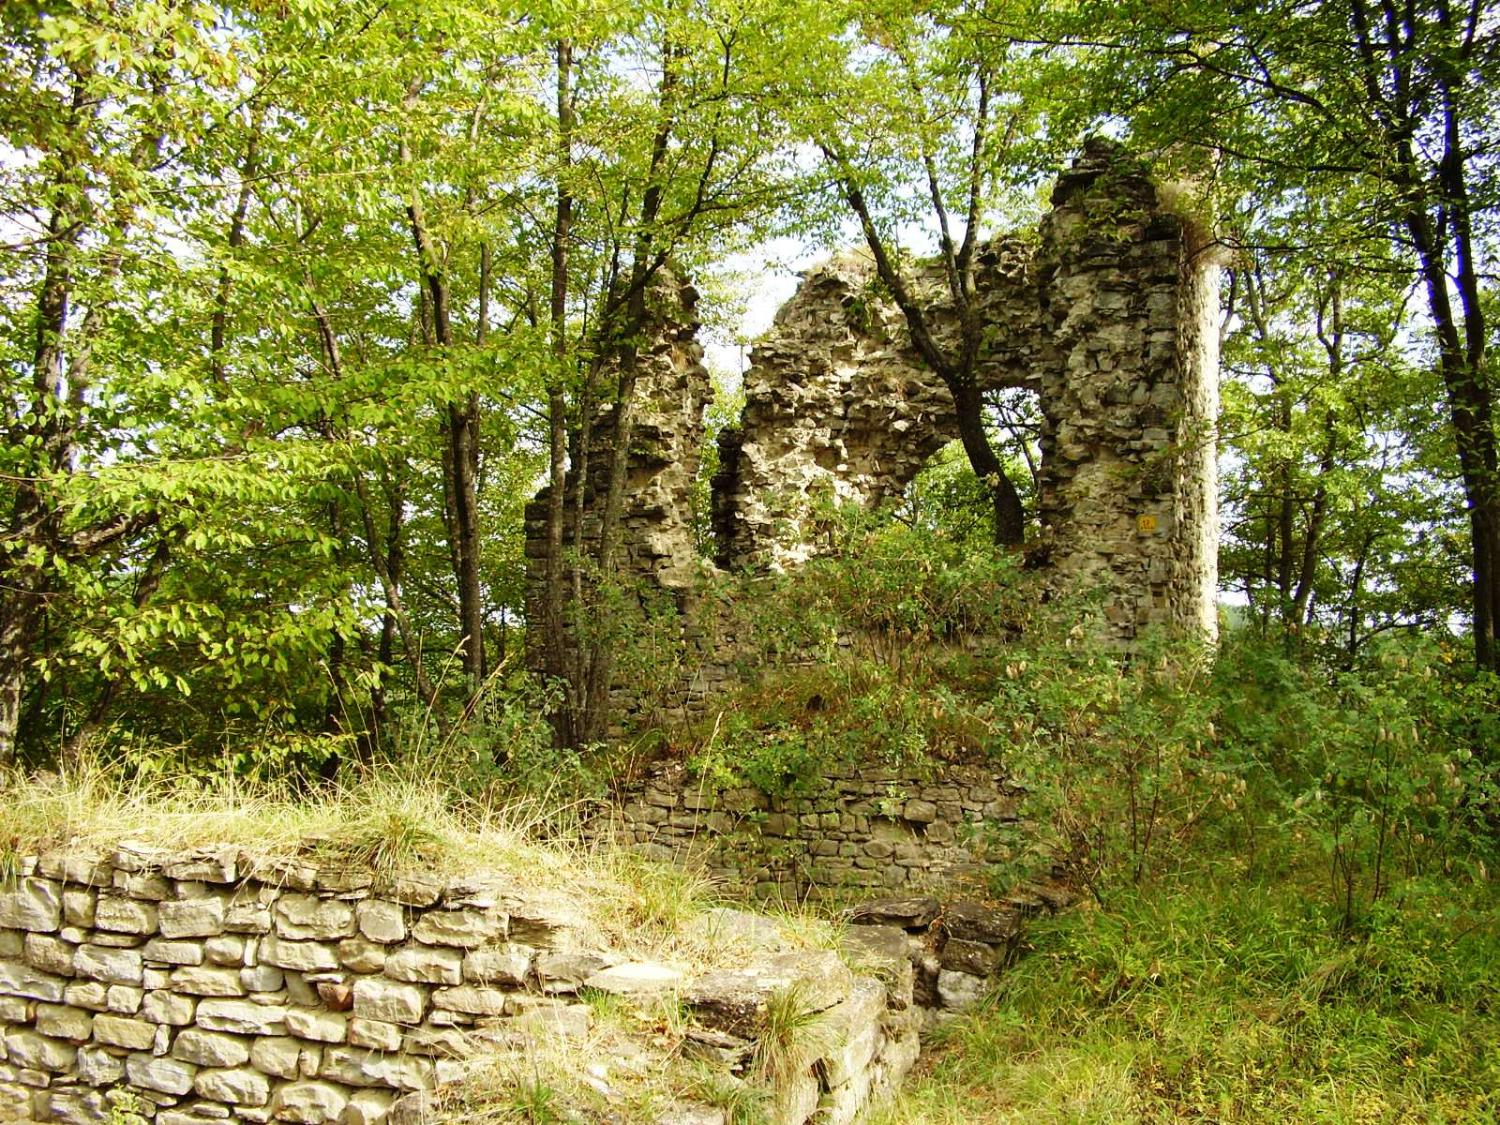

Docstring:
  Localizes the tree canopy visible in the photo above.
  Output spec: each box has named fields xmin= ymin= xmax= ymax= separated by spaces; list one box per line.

xmin=2 ymin=0 xmax=1496 ymax=765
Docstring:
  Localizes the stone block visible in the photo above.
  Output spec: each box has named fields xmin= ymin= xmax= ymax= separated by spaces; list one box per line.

xmin=0 ymin=954 xmax=67 ymax=1002
xmin=319 ymin=1046 xmax=433 ymax=1091
xmin=195 ymin=1065 xmax=270 ymax=1106
xmin=939 ymin=901 xmax=1018 ymax=944
xmin=93 ymin=895 xmax=158 ymax=934
xmin=383 ymin=945 xmax=462 ymax=985
xmin=819 ymin=977 xmax=887 ymax=1087
xmin=0 ymin=996 xmax=28 ymax=1022
xmin=4 ymin=1029 xmax=77 ymax=1071
xmin=125 ymin=1051 xmax=198 ymax=1095
xmin=142 ymin=937 xmax=206 ymax=966
xmin=285 ymin=1007 xmax=347 ymax=1044
xmin=335 ymin=937 xmax=386 ymax=974
xmin=250 ymin=1035 xmax=309 ymax=1080
xmin=161 ymin=848 xmax=237 ymax=883
xmin=173 ymin=1027 xmax=252 ymax=1067
xmin=938 ymin=937 xmax=1005 ymax=977
xmin=224 ymin=898 xmax=272 ymax=934
xmin=76 ymin=1044 xmax=125 ymax=1086
xmin=260 ymin=934 xmax=340 ymax=973
xmin=347 ymin=1018 xmax=401 ymax=1051
xmin=774 ymin=1070 xmax=820 ymax=1125
xmin=461 ymin=946 xmax=531 ymax=987
xmin=170 ymin=966 xmax=246 ymax=997
xmin=341 ymin=1089 xmax=394 ymax=1124
xmin=113 ymin=871 xmax=173 ymax=900
xmin=354 ymin=900 xmax=405 ymax=944
xmin=61 ymin=890 xmax=95 ymax=928
xmin=271 ymin=1080 xmax=348 ymax=1123
xmin=241 ymin=964 xmax=285 ymax=993
xmin=536 ymin=950 xmax=610 ymax=993
xmin=22 ymin=933 xmax=74 ymax=977
xmin=351 ymin=978 xmax=424 ymax=1024
xmin=92 ymin=1013 xmax=157 ymax=1050
xmin=685 ymin=950 xmax=852 ymax=1038
xmin=430 ymin=985 xmax=507 ymax=1016
xmin=204 ymin=935 xmax=247 ymax=966
xmin=583 ymin=962 xmax=683 ymax=996
xmin=109 ymin=841 xmax=166 ymax=872
xmin=196 ymin=998 xmax=288 ymax=1036
xmin=0 ymin=879 xmax=62 ymax=932
xmin=400 ymin=1027 xmax=472 ymax=1057
xmin=158 ymin=895 xmax=227 ymax=939
xmin=61 ymin=979 xmax=107 ymax=1009
xmin=70 ymin=943 xmax=141 ymax=986
xmin=935 ymin=969 xmax=986 ymax=1010
xmin=276 ymin=895 xmax=356 ymax=941
xmin=142 ymin=989 xmax=197 ymax=1025
xmin=849 ymin=897 xmax=939 ymax=929
xmin=384 ymin=875 xmax=442 ymax=908
xmin=316 ymin=981 xmax=353 ymax=1011
xmin=107 ymin=984 xmax=144 ymax=1020
xmin=410 ymin=909 xmax=503 ymax=949
xmin=33 ymin=1003 xmax=92 ymax=1042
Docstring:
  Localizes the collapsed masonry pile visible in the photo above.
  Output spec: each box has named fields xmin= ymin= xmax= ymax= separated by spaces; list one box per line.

xmin=844 ymin=890 xmax=1069 ymax=1017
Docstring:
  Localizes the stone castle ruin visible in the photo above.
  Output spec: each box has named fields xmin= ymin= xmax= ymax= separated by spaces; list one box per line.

xmin=526 ymin=140 xmax=1222 ymax=709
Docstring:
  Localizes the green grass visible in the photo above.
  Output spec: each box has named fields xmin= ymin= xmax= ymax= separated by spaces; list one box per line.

xmin=877 ymin=866 xmax=1500 ymax=1124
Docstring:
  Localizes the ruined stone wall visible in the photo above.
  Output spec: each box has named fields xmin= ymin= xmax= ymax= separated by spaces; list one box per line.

xmin=1033 ymin=147 xmax=1221 ymax=641
xmin=523 ymin=141 xmax=1222 ymax=721
xmin=712 ymin=238 xmax=1041 ymax=571
xmin=593 ymin=763 xmax=1024 ymax=903
xmin=716 ymin=140 xmax=1220 ymax=642
xmin=0 ymin=844 xmax=938 ymax=1125
xmin=521 ymin=271 xmax=714 ymax=649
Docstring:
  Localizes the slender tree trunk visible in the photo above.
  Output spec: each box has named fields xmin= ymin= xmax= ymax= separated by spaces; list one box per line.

xmin=0 ymin=77 xmax=88 ymax=763
xmin=402 ymin=112 xmax=486 ymax=699
xmin=579 ymin=38 xmax=684 ymax=744
xmin=211 ymin=127 xmax=258 ymax=385
xmin=543 ymin=38 xmax=576 ymax=742
xmin=952 ymin=380 xmax=1025 ymax=545
xmin=446 ymin=396 xmax=486 ymax=693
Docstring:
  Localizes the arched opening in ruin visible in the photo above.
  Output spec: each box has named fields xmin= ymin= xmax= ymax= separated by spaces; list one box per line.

xmin=895 ymin=388 xmax=1044 ymax=546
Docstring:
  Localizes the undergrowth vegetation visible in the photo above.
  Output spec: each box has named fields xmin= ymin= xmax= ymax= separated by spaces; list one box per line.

xmin=6 ymin=501 xmax=1498 ymax=1121
xmin=878 ymin=870 xmax=1500 ymax=1123
xmin=682 ymin=507 xmax=1500 ymax=1120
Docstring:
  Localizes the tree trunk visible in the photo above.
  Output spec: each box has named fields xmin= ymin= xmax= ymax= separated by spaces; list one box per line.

xmin=952 ymin=380 xmax=1024 ymax=546
xmin=543 ymin=38 xmax=576 ymax=743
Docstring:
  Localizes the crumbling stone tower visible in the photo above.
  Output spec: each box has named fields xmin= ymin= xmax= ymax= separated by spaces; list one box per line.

xmin=525 ymin=141 xmax=1221 ymax=708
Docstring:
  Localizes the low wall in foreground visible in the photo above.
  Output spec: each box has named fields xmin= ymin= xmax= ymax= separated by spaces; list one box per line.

xmin=1 ymin=840 xmax=976 ymax=1125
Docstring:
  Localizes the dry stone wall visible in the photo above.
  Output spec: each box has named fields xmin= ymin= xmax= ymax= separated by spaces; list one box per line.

xmin=596 ymin=763 xmax=1024 ymax=903
xmin=0 ymin=844 xmax=601 ymax=1124
xmin=0 ymin=843 xmax=938 ymax=1125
